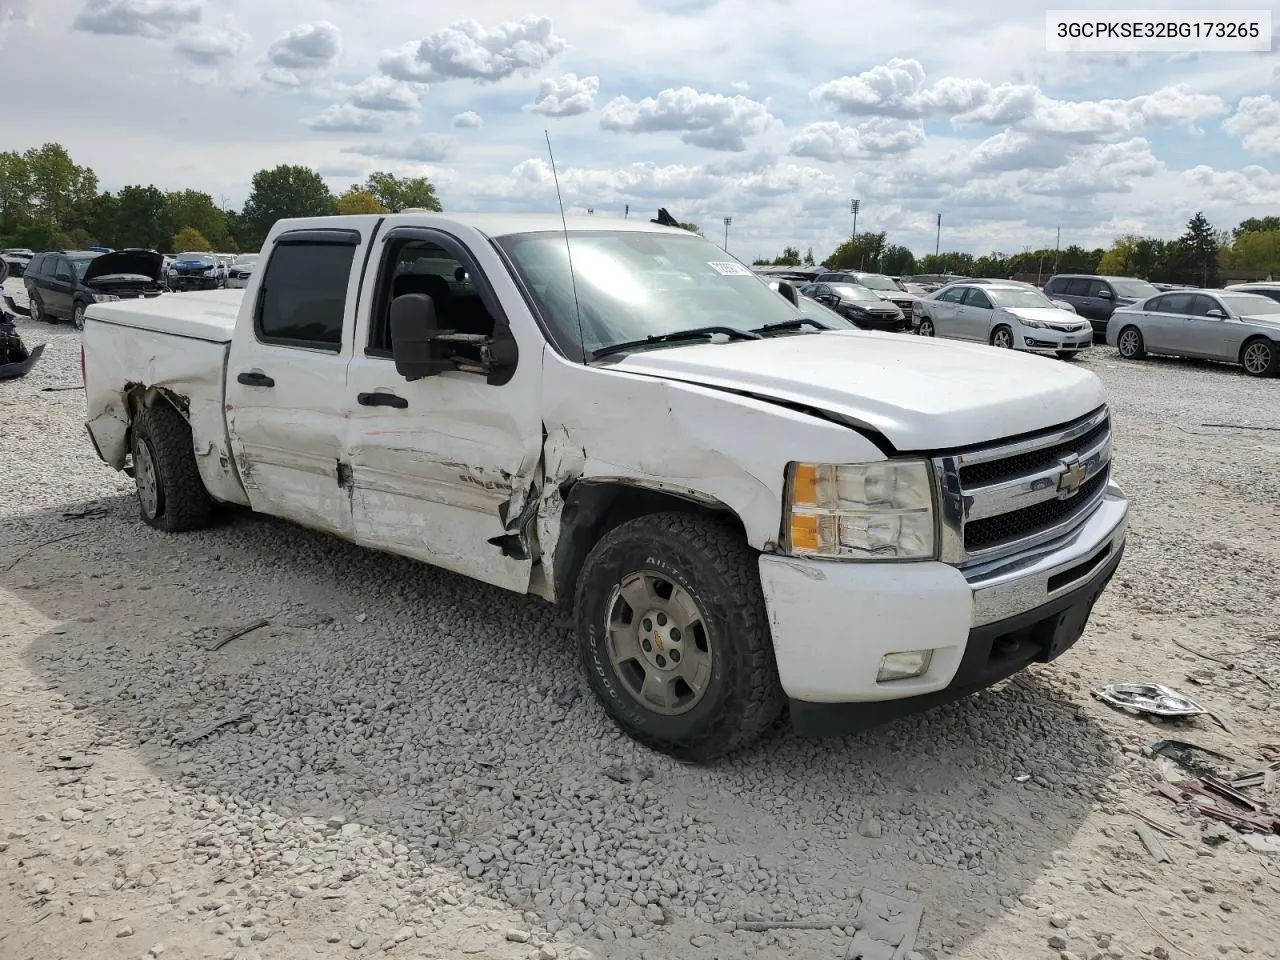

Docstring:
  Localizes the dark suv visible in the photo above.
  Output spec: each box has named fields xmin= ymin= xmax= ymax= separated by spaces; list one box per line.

xmin=1043 ymin=274 xmax=1160 ymax=342
xmin=24 ymin=249 xmax=166 ymax=329
xmin=813 ymin=271 xmax=919 ymax=313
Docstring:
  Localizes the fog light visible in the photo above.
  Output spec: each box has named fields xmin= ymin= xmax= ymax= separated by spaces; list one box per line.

xmin=877 ymin=650 xmax=933 ymax=682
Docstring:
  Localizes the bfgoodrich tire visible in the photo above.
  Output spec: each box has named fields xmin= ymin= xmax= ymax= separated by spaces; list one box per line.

xmin=131 ymin=404 xmax=214 ymax=532
xmin=575 ymin=512 xmax=784 ymax=762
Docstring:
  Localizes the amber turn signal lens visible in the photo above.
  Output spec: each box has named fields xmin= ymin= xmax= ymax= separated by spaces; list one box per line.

xmin=790 ymin=513 xmax=820 ymax=551
xmin=791 ymin=463 xmax=818 ymax=507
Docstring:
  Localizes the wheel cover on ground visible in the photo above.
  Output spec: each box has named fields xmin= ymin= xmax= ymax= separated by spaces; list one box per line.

xmin=604 ymin=570 xmax=713 ymax=717
xmin=134 ymin=438 xmax=161 ymax=519
xmin=1242 ymin=341 xmax=1273 ymax=375
xmin=1119 ymin=329 xmax=1140 ymax=356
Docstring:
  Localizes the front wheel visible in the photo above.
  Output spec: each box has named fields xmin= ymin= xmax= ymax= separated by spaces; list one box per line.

xmin=1240 ymin=337 xmax=1278 ymax=378
xmin=991 ymin=325 xmax=1014 ymax=349
xmin=917 ymin=317 xmax=935 ymax=337
xmin=131 ymin=404 xmax=214 ymax=532
xmin=575 ymin=512 xmax=784 ymax=762
xmin=72 ymin=301 xmax=86 ymax=331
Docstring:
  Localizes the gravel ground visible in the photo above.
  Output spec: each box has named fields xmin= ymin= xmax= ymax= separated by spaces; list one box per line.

xmin=3 ymin=277 xmax=1279 ymax=960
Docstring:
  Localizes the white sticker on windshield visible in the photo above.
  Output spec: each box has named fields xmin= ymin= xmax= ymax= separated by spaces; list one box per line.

xmin=707 ymin=261 xmax=752 ymax=276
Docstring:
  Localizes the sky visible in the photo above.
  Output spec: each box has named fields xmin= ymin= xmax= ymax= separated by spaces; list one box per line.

xmin=0 ymin=0 xmax=1277 ymax=262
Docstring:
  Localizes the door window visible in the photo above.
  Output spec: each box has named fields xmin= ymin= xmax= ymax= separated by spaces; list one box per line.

xmin=962 ymin=288 xmax=993 ymax=309
xmin=1157 ymin=294 xmax=1192 ymax=315
xmin=936 ymin=286 xmax=966 ymax=303
xmin=53 ymin=258 xmax=72 ymax=281
xmin=1184 ymin=294 xmax=1218 ymax=317
xmin=1087 ymin=280 xmax=1112 ymax=299
xmin=255 ymin=237 xmax=358 ymax=350
xmin=1063 ymin=279 xmax=1093 ymax=297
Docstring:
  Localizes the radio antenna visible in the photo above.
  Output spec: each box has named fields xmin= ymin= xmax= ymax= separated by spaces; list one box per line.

xmin=544 ymin=130 xmax=586 ymax=363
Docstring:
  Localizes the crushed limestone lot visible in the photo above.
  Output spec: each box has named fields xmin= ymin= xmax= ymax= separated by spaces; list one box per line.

xmin=2 ymin=294 xmax=1279 ymax=960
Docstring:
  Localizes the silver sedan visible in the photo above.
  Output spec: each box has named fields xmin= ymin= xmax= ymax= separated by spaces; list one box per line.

xmin=1107 ymin=289 xmax=1280 ymax=377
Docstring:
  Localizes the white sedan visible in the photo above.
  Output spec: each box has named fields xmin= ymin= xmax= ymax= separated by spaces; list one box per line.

xmin=226 ymin=254 xmax=259 ymax=289
xmin=915 ymin=282 xmax=1095 ymax=358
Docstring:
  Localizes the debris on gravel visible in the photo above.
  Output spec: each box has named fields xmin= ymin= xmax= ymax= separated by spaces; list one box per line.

xmin=2 ymin=285 xmax=1278 ymax=959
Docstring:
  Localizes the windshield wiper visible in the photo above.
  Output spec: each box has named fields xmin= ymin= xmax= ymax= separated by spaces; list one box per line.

xmin=590 ymin=325 xmax=762 ymax=360
xmin=752 ymin=317 xmax=831 ymax=335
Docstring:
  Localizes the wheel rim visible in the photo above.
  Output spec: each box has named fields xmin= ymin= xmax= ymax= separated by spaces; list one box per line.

xmin=604 ymin=570 xmax=713 ymax=717
xmin=134 ymin=437 xmax=161 ymax=519
xmin=74 ymin=304 xmax=85 ymax=330
xmin=919 ymin=319 xmax=933 ymax=337
xmin=1243 ymin=342 xmax=1272 ymax=374
xmin=1119 ymin=330 xmax=1139 ymax=356
xmin=30 ymin=298 xmax=41 ymax=321
xmin=994 ymin=329 xmax=1012 ymax=348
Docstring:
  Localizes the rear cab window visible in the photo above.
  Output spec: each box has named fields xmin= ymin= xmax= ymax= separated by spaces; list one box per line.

xmin=255 ymin=231 xmax=360 ymax=351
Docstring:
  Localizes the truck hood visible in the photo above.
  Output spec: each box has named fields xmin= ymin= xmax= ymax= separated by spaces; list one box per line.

xmin=609 ymin=330 xmax=1107 ymax=451
xmin=84 ymin=249 xmax=164 ymax=283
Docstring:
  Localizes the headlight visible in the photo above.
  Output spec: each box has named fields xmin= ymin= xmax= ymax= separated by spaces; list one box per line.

xmin=91 ymin=293 xmax=120 ymax=303
xmin=1016 ymin=316 xmax=1045 ymax=328
xmin=785 ymin=461 xmax=936 ymax=560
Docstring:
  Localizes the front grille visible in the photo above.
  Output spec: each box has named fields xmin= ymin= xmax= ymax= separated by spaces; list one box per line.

xmin=959 ymin=417 xmax=1108 ymax=487
xmin=935 ymin=408 xmax=1112 ymax=564
xmin=964 ymin=468 xmax=1108 ymax=551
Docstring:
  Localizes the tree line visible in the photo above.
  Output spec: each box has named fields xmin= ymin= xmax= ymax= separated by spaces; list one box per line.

xmin=754 ymin=212 xmax=1279 ymax=287
xmin=0 ymin=143 xmax=442 ymax=255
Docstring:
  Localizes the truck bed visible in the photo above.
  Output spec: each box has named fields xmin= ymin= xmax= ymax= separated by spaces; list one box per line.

xmin=88 ymin=289 xmax=243 ymax=342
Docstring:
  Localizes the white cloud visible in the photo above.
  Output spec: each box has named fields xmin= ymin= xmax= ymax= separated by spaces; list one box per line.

xmin=175 ymin=16 xmax=248 ymax=65
xmin=72 ymin=0 xmax=201 ymax=38
xmin=1223 ymin=95 xmax=1280 ymax=156
xmin=348 ymin=76 xmax=424 ymax=112
xmin=1185 ymin=164 xmax=1280 ymax=205
xmin=529 ymin=73 xmax=599 ymax=117
xmin=1 ymin=0 xmax=31 ymax=45
xmin=379 ymin=16 xmax=566 ymax=83
xmin=788 ymin=119 xmax=925 ymax=162
xmin=452 ymin=111 xmax=483 ymax=128
xmin=600 ymin=86 xmax=774 ymax=151
xmin=344 ymin=137 xmax=455 ymax=162
xmin=264 ymin=21 xmax=341 ymax=86
xmin=304 ymin=104 xmax=384 ymax=133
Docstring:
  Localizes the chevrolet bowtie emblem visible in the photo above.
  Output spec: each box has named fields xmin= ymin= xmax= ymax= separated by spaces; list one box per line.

xmin=1057 ymin=453 xmax=1086 ymax=497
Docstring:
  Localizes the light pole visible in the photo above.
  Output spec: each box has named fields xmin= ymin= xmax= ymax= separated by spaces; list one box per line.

xmin=935 ymin=213 xmax=942 ymax=258
xmin=850 ymin=198 xmax=860 ymax=239
xmin=723 ymin=216 xmax=732 ymax=251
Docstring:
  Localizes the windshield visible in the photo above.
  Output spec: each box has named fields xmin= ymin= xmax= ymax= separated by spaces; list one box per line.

xmin=829 ymin=283 xmax=881 ymax=302
xmin=176 ymin=252 xmax=213 ymax=262
xmin=853 ymin=274 xmax=898 ymax=291
xmin=1222 ymin=294 xmax=1280 ymax=316
xmin=71 ymin=257 xmax=97 ymax=278
xmin=989 ymin=287 xmax=1057 ymax=309
xmin=494 ymin=230 xmax=802 ymax=356
xmin=1110 ymin=279 xmax=1159 ymax=298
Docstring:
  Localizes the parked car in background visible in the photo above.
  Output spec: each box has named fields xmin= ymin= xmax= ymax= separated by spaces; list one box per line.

xmin=917 ymin=282 xmax=1093 ymax=358
xmin=1225 ymin=282 xmax=1280 ymax=304
xmin=24 ymin=248 xmax=166 ymax=329
xmin=799 ymin=282 xmax=907 ymax=331
xmin=1043 ymin=275 xmax=1161 ymax=343
xmin=1108 ymin=289 xmax=1280 ymax=377
xmin=951 ymin=277 xmax=1079 ymax=313
xmin=813 ymin=271 xmax=919 ymax=314
xmin=168 ymin=252 xmax=227 ymax=290
xmin=226 ymin=253 xmax=260 ymax=289
xmin=2 ymin=248 xmax=34 ymax=278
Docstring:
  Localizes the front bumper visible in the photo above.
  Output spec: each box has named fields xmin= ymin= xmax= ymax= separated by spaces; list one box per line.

xmin=759 ymin=481 xmax=1128 ymax=734
xmin=170 ymin=274 xmax=219 ymax=290
xmin=1019 ymin=329 xmax=1094 ymax=353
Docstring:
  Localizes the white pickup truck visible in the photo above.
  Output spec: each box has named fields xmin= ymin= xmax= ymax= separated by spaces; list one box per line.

xmin=82 ymin=212 xmax=1128 ymax=761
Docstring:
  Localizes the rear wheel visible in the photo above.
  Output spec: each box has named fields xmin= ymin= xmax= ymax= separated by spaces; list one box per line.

xmin=917 ymin=317 xmax=935 ymax=337
xmin=29 ymin=293 xmax=46 ymax=323
xmin=991 ymin=325 xmax=1014 ymax=349
xmin=72 ymin=301 xmax=86 ymax=331
xmin=575 ymin=512 xmax=784 ymax=762
xmin=1240 ymin=337 xmax=1278 ymax=378
xmin=1117 ymin=326 xmax=1145 ymax=360
xmin=131 ymin=404 xmax=214 ymax=532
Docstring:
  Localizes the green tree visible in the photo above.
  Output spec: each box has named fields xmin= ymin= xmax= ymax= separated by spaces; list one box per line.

xmin=1174 ymin=211 xmax=1220 ymax=287
xmin=337 ymin=188 xmax=387 ymax=215
xmin=916 ymin=252 xmax=975 ymax=275
xmin=0 ymin=150 xmax=33 ymax=226
xmin=880 ymin=244 xmax=917 ymax=276
xmin=113 ymin=185 xmax=168 ymax=250
xmin=826 ymin=231 xmax=888 ymax=271
xmin=81 ymin=191 xmax=120 ymax=247
xmin=764 ymin=245 xmax=801 ymax=266
xmin=241 ymin=165 xmax=337 ymax=248
xmin=172 ymin=226 xmax=212 ymax=252
xmin=1233 ymin=216 xmax=1280 ymax=240
xmin=1097 ymin=235 xmax=1143 ymax=276
xmin=163 ymin=190 xmax=230 ymax=250
xmin=1057 ymin=243 xmax=1101 ymax=274
xmin=803 ymin=247 xmax=815 ymax=266
xmin=973 ymin=252 xmax=1012 ymax=278
xmin=1222 ymin=229 xmax=1280 ymax=280
xmin=24 ymin=143 xmax=98 ymax=230
xmin=359 ymin=171 xmax=441 ymax=213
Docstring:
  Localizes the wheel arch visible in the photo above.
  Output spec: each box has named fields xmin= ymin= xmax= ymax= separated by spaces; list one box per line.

xmin=1239 ymin=333 xmax=1279 ymax=374
xmin=547 ymin=478 xmax=748 ymax=608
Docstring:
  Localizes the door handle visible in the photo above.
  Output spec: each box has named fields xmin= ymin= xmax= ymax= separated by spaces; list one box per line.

xmin=236 ymin=371 xmax=275 ymax=387
xmin=357 ymin=392 xmax=408 ymax=409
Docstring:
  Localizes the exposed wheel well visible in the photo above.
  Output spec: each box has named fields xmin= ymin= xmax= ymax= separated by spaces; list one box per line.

xmin=121 ymin=384 xmax=193 ymax=455
xmin=550 ymin=480 xmax=747 ymax=607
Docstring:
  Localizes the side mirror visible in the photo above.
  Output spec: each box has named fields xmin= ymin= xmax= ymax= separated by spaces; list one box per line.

xmin=1098 ymin=289 xmax=1113 ymax=299
xmin=775 ymin=280 xmax=800 ymax=307
xmin=390 ymin=293 xmax=456 ymax=378
xmin=1206 ymin=308 xmax=1225 ymax=318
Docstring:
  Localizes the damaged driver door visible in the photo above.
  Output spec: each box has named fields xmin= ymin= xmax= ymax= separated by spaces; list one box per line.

xmin=343 ymin=226 xmax=543 ymax=593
